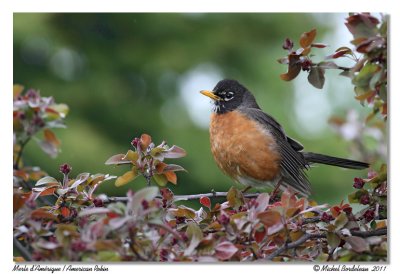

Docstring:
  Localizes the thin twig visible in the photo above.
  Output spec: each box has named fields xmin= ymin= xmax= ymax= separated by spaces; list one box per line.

xmin=104 ymin=192 xmax=260 ymax=203
xmin=301 ymin=217 xmax=322 ymax=224
xmin=352 ymin=228 xmax=387 ymax=237
xmin=13 ymin=138 xmax=31 ymax=170
xmin=266 ymin=233 xmax=325 ymax=260
xmin=13 ymin=237 xmax=32 ymax=261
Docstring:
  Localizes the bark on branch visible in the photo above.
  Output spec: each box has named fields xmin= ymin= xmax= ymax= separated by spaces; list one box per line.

xmin=104 ymin=191 xmax=260 ymax=203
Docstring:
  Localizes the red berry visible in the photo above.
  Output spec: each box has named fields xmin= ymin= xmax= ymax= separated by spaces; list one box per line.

xmin=176 ymin=216 xmax=185 ymax=224
xmin=218 ymin=214 xmax=230 ymax=225
xmin=131 ymin=138 xmax=140 ymax=148
xmin=59 ymin=163 xmax=72 ymax=175
xmin=353 ymin=177 xmax=365 ymax=189
xmin=359 ymin=194 xmax=370 ymax=205
xmin=343 ymin=207 xmax=353 ymax=215
xmin=363 ymin=209 xmax=375 ymax=222
xmin=93 ymin=198 xmax=104 ymax=207
xmin=321 ymin=212 xmax=333 ymax=222
xmin=282 ymin=38 xmax=294 ymax=51
xmin=71 ymin=240 xmax=87 ymax=252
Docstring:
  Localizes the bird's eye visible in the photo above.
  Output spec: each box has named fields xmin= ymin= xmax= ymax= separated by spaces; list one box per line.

xmin=224 ymin=92 xmax=234 ymax=101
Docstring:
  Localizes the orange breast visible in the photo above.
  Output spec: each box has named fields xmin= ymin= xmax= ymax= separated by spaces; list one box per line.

xmin=209 ymin=111 xmax=281 ymax=185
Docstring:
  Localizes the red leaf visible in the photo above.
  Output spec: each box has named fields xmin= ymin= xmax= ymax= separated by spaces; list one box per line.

xmin=156 ymin=162 xmax=167 ymax=173
xmin=200 ymin=196 xmax=211 ymax=209
xmin=107 ymin=212 xmax=120 ymax=219
xmin=215 ymin=241 xmax=238 ymax=260
xmin=61 ymin=206 xmax=71 ymax=218
xmin=330 ymin=206 xmax=341 ymax=218
xmin=280 ymin=53 xmax=301 ymax=81
xmin=31 ymin=209 xmax=58 ymax=221
xmin=164 ymin=171 xmax=177 ymax=185
xmin=44 ymin=129 xmax=61 ymax=147
xmin=39 ymin=186 xmax=58 ymax=196
xmin=254 ymin=225 xmax=266 ymax=243
xmin=257 ymin=210 xmax=281 ymax=227
xmin=311 ymin=43 xmax=327 ymax=48
xmin=327 ymin=47 xmax=353 ymax=59
xmin=299 ymin=28 xmax=317 ymax=48
xmin=160 ymin=188 xmax=174 ymax=201
xmin=13 ymin=191 xmax=31 ymax=213
xmin=140 ymin=133 xmax=152 ymax=150
xmin=281 ymin=189 xmax=297 ymax=208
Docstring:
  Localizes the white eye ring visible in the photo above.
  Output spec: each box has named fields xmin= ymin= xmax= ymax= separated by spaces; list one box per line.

xmin=224 ymin=92 xmax=234 ymax=101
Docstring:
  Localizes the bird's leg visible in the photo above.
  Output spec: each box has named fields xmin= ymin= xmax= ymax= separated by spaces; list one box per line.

xmin=270 ymin=179 xmax=283 ymax=202
xmin=241 ymin=186 xmax=252 ymax=193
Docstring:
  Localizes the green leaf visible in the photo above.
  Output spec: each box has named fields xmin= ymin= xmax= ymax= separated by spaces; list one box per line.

xmin=173 ymin=206 xmax=196 ymax=219
xmin=105 ymin=154 xmax=131 ymax=165
xmin=348 ymin=189 xmax=368 ymax=203
xmin=153 ymin=174 xmax=168 ymax=187
xmin=308 ymin=67 xmax=325 ymax=89
xmin=334 ymin=212 xmax=348 ymax=231
xmin=35 ymin=176 xmax=60 ymax=187
xmin=70 ymin=172 xmax=90 ymax=188
xmin=49 ymin=103 xmax=69 ymax=118
xmin=227 ymin=187 xmax=244 ymax=209
xmin=318 ymin=61 xmax=339 ymax=70
xmin=13 ymin=84 xmax=24 ymax=99
xmin=327 ymin=232 xmax=341 ymax=249
xmin=97 ymin=251 xmax=120 ymax=261
xmin=150 ymin=147 xmax=165 ymax=159
xmin=123 ymin=150 xmax=139 ymax=162
xmin=352 ymin=63 xmax=380 ymax=88
xmin=371 ymin=220 xmax=377 ymax=230
xmin=163 ymin=164 xmax=186 ymax=172
xmin=184 ymin=222 xmax=203 ymax=256
xmin=162 ymin=145 xmax=187 ymax=159
xmin=115 ymin=170 xmax=137 ymax=187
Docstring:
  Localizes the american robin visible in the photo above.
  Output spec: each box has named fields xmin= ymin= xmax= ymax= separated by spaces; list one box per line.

xmin=200 ymin=79 xmax=369 ymax=197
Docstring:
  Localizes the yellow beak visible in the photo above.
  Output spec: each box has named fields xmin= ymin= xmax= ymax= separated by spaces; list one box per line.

xmin=200 ymin=90 xmax=221 ymax=101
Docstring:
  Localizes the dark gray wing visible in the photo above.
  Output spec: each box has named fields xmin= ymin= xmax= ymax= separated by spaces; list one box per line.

xmin=238 ymin=107 xmax=311 ymax=196
xmin=287 ymin=136 xmax=304 ymax=151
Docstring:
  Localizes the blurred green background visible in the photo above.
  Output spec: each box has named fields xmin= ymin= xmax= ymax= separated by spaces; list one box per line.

xmin=14 ymin=13 xmax=372 ymax=205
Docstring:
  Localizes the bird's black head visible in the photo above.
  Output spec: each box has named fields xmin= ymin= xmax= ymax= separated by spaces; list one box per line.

xmin=200 ymin=79 xmax=259 ymax=114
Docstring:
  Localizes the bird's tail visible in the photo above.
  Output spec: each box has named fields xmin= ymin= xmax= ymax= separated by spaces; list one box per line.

xmin=303 ymin=152 xmax=369 ymax=170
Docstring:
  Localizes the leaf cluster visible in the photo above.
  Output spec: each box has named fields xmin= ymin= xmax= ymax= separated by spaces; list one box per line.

xmin=278 ymin=13 xmax=387 ymax=121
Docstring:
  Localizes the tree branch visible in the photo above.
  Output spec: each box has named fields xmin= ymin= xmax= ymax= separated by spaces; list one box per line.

xmin=266 ymin=233 xmax=325 ymax=260
xmin=352 ymin=228 xmax=387 ymax=237
xmin=104 ymin=191 xmax=260 ymax=203
xmin=13 ymin=137 xmax=31 ymax=170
